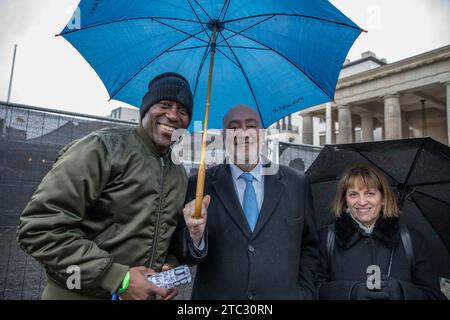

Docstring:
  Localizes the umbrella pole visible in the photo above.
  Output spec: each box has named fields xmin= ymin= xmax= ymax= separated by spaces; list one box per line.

xmin=194 ymin=24 xmax=218 ymax=219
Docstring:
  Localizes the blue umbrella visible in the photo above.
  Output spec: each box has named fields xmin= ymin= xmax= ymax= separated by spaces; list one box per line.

xmin=60 ymin=0 xmax=363 ymax=216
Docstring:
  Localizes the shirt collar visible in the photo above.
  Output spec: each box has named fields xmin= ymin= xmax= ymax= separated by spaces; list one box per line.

xmin=348 ymin=210 xmax=377 ymax=234
xmin=230 ymin=159 xmax=263 ymax=183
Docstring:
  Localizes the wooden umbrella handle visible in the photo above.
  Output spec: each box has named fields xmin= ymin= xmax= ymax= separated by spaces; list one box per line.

xmin=194 ymin=159 xmax=207 ymax=218
xmin=194 ymin=23 xmax=218 ymax=219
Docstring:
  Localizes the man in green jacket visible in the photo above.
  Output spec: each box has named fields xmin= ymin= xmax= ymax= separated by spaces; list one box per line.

xmin=17 ymin=72 xmax=195 ymax=300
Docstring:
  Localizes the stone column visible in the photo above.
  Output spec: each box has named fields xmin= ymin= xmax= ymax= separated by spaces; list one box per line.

xmin=384 ymin=94 xmax=402 ymax=140
xmin=361 ymin=114 xmax=374 ymax=142
xmin=302 ymin=113 xmax=313 ymax=145
xmin=446 ymin=82 xmax=450 ymax=145
xmin=401 ymin=112 xmax=410 ymax=139
xmin=325 ymin=103 xmax=334 ymax=144
xmin=329 ymin=120 xmax=336 ymax=144
xmin=337 ymin=104 xmax=353 ymax=143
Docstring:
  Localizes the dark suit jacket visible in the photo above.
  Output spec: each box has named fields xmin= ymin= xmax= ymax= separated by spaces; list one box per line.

xmin=171 ymin=163 xmax=320 ymax=300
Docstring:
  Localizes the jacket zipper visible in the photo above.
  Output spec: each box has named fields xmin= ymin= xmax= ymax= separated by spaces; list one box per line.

xmin=149 ymin=156 xmax=165 ymax=268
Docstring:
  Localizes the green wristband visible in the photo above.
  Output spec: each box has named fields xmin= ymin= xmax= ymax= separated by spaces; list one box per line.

xmin=117 ymin=271 xmax=130 ymax=295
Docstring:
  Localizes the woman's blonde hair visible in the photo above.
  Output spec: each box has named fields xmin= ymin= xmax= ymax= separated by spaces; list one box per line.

xmin=332 ymin=163 xmax=400 ymax=218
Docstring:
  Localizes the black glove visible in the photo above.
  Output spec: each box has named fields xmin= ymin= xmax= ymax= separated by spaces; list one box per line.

xmin=380 ymin=275 xmax=404 ymax=300
xmin=350 ymin=283 xmax=389 ymax=300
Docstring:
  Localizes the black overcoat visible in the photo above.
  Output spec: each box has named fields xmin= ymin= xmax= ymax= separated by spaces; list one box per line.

xmin=172 ymin=164 xmax=320 ymax=300
xmin=316 ymin=213 xmax=446 ymax=300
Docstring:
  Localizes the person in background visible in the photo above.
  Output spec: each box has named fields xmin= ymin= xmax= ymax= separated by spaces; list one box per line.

xmin=289 ymin=158 xmax=305 ymax=173
xmin=316 ymin=163 xmax=446 ymax=300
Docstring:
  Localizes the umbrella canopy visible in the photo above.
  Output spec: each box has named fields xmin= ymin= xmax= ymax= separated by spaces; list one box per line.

xmin=60 ymin=0 xmax=362 ymax=130
xmin=306 ymin=138 xmax=450 ymax=278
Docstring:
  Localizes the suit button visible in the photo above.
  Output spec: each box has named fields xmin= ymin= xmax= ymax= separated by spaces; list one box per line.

xmin=364 ymin=238 xmax=370 ymax=244
xmin=248 ymin=244 xmax=255 ymax=253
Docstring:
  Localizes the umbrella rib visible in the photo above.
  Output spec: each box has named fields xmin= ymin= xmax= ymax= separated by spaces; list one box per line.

xmin=217 ymin=15 xmax=276 ymax=46
xmin=109 ymin=30 xmax=205 ymax=101
xmin=223 ymin=26 xmax=334 ymax=101
xmin=218 ymin=0 xmax=229 ymax=21
xmin=219 ymin=31 xmax=265 ymax=128
xmin=192 ymin=0 xmax=213 ymax=21
xmin=152 ymin=18 xmax=209 ymax=44
xmin=214 ymin=32 xmax=241 ymax=68
xmin=215 ymin=48 xmax=241 ymax=68
xmin=182 ymin=6 xmax=239 ymax=69
xmin=402 ymin=138 xmax=428 ymax=189
xmin=58 ymin=17 xmax=203 ymax=36
xmin=409 ymin=180 xmax=450 ymax=187
xmin=167 ymin=45 xmax=209 ymax=53
xmin=92 ymin=28 xmax=182 ymax=69
xmin=223 ymin=13 xmax=362 ymax=32
xmin=220 ymin=0 xmax=232 ymax=23
xmin=409 ymin=196 xmax=450 ymax=255
xmin=308 ymin=177 xmax=339 ymax=185
xmin=412 ymin=190 xmax=450 ymax=206
xmin=186 ymin=0 xmax=212 ymax=42
xmin=217 ymin=45 xmax=271 ymax=50
xmin=193 ymin=42 xmax=213 ymax=98
xmin=344 ymin=147 xmax=401 ymax=184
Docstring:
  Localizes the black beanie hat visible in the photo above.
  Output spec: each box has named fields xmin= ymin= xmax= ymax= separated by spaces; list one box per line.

xmin=140 ymin=72 xmax=193 ymax=119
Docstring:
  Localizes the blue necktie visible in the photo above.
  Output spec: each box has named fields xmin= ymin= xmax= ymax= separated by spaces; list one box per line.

xmin=240 ymin=172 xmax=259 ymax=231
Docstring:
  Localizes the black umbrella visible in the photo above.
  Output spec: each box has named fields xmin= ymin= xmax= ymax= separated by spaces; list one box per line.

xmin=306 ymin=138 xmax=450 ymax=278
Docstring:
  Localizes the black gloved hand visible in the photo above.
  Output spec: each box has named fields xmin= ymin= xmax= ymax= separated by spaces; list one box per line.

xmin=380 ymin=275 xmax=404 ymax=300
xmin=350 ymin=283 xmax=389 ymax=300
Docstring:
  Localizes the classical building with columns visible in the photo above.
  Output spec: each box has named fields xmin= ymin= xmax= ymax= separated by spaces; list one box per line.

xmin=273 ymin=45 xmax=450 ymax=146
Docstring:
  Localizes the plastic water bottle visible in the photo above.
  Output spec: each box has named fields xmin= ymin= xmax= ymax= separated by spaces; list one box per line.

xmin=147 ymin=265 xmax=191 ymax=289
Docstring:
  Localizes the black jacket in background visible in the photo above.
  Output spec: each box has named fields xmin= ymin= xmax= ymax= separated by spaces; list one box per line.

xmin=316 ymin=213 xmax=446 ymax=300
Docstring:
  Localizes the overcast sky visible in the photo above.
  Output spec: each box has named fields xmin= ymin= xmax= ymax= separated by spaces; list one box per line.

xmin=0 ymin=0 xmax=449 ymax=116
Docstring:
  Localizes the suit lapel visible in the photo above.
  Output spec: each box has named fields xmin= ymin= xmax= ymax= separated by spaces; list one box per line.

xmin=211 ymin=164 xmax=252 ymax=239
xmin=252 ymin=169 xmax=284 ymax=238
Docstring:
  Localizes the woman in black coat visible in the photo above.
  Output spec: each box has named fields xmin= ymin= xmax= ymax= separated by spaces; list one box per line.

xmin=316 ymin=163 xmax=446 ymax=300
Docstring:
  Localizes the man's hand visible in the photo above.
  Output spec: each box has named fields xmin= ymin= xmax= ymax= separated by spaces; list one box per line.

xmin=119 ymin=266 xmax=170 ymax=300
xmin=182 ymin=195 xmax=210 ymax=246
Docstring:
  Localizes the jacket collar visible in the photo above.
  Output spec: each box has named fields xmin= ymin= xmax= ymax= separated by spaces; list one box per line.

xmin=210 ymin=164 xmax=251 ymax=239
xmin=335 ymin=212 xmax=400 ymax=249
xmin=136 ymin=124 xmax=164 ymax=158
xmin=210 ymin=162 xmax=284 ymax=240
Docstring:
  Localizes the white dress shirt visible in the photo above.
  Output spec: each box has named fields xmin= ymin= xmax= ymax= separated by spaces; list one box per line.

xmin=194 ymin=161 xmax=265 ymax=251
xmin=229 ymin=161 xmax=265 ymax=212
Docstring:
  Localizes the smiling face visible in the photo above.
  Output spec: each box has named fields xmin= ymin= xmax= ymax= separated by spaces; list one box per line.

xmin=223 ymin=105 xmax=264 ymax=170
xmin=346 ymin=183 xmax=384 ymax=227
xmin=142 ymin=100 xmax=190 ymax=154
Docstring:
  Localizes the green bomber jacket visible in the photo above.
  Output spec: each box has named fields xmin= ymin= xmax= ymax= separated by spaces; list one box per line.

xmin=17 ymin=125 xmax=187 ymax=299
